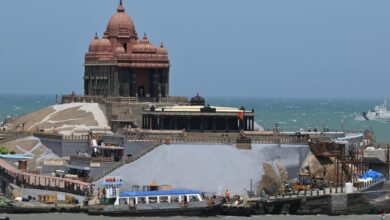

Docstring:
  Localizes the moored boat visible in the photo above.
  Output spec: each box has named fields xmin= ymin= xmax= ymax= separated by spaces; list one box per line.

xmin=354 ymin=98 xmax=390 ymax=121
xmin=88 ymin=177 xmax=222 ymax=216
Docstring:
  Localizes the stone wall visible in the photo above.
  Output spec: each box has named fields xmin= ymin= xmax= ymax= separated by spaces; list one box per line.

xmin=38 ymin=136 xmax=89 ymax=158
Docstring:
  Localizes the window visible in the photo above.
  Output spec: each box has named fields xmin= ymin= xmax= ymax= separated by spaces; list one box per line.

xmin=170 ymin=195 xmax=179 ymax=203
xmin=149 ymin=197 xmax=158 ymax=204
xmin=160 ymin=196 xmax=169 ymax=203
xmin=119 ymin=198 xmax=128 ymax=204
xmin=138 ymin=197 xmax=146 ymax=204
xmin=190 ymin=195 xmax=199 ymax=202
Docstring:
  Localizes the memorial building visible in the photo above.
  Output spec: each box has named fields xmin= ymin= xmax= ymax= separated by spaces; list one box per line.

xmin=142 ymin=94 xmax=255 ymax=132
xmin=84 ymin=0 xmax=170 ymax=99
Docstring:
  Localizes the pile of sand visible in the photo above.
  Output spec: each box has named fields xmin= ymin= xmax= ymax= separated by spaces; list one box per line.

xmin=5 ymin=103 xmax=110 ymax=135
xmin=103 ymin=143 xmax=309 ymax=195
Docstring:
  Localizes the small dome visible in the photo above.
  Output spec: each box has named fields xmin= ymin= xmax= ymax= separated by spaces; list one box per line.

xmin=115 ymin=46 xmax=126 ymax=54
xmin=105 ymin=0 xmax=136 ymax=38
xmin=96 ymin=38 xmax=112 ymax=52
xmin=88 ymin=33 xmax=100 ymax=52
xmin=132 ymin=33 xmax=157 ymax=53
xmin=156 ymin=42 xmax=168 ymax=54
xmin=190 ymin=93 xmax=205 ymax=106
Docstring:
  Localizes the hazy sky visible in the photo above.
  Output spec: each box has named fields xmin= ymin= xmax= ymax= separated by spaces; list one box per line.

xmin=0 ymin=0 xmax=389 ymax=98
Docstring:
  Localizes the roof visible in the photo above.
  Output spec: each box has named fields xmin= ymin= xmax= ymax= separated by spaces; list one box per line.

xmin=120 ymin=189 xmax=202 ymax=197
xmin=0 ymin=154 xmax=33 ymax=159
xmin=145 ymin=105 xmax=253 ymax=114
xmin=101 ymin=181 xmax=124 ymax=185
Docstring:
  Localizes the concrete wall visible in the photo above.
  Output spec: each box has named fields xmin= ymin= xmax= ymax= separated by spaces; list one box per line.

xmin=39 ymin=138 xmax=63 ymax=157
xmin=39 ymin=137 xmax=89 ymax=157
xmin=90 ymin=162 xmax=116 ymax=179
xmin=62 ymin=140 xmax=90 ymax=156
xmin=124 ymin=141 xmax=158 ymax=156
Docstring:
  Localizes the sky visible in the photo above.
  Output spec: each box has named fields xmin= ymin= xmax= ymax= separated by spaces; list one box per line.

xmin=0 ymin=0 xmax=389 ymax=98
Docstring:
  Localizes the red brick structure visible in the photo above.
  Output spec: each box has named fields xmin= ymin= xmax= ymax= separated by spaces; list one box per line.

xmin=84 ymin=0 xmax=170 ymax=99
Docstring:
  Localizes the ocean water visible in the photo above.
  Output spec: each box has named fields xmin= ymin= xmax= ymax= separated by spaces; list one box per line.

xmin=0 ymin=94 xmax=56 ymax=122
xmin=0 ymin=95 xmax=389 ymax=142
xmin=209 ymin=97 xmax=390 ymax=143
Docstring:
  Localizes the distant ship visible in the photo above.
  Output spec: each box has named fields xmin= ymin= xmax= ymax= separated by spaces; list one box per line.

xmin=354 ymin=98 xmax=390 ymax=121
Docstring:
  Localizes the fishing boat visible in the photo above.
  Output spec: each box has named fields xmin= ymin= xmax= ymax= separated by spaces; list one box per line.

xmin=88 ymin=177 xmax=222 ymax=216
xmin=354 ymin=98 xmax=390 ymax=121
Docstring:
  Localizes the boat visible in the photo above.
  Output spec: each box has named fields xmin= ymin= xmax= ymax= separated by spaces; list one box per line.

xmin=354 ymin=98 xmax=390 ymax=121
xmin=88 ymin=177 xmax=222 ymax=216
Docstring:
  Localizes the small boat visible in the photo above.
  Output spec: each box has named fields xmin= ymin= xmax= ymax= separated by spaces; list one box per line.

xmin=88 ymin=177 xmax=222 ymax=216
xmin=354 ymin=98 xmax=390 ymax=121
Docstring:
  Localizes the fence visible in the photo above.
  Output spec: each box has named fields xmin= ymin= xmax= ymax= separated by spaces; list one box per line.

xmin=0 ymin=159 xmax=90 ymax=196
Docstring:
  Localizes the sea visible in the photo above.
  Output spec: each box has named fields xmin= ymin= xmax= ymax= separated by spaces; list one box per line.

xmin=0 ymin=94 xmax=389 ymax=143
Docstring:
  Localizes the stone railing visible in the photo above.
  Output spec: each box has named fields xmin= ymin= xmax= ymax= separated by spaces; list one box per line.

xmin=0 ymin=131 xmax=31 ymax=144
xmin=33 ymin=132 xmax=89 ymax=141
xmin=269 ymin=187 xmax=345 ymax=201
xmin=151 ymin=135 xmax=308 ymax=145
xmin=61 ymin=95 xmax=189 ymax=105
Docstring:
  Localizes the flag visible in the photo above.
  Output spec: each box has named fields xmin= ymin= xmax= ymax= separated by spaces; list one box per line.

xmin=237 ymin=111 xmax=244 ymax=120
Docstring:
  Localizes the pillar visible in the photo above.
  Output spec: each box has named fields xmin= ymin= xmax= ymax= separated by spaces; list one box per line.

xmin=200 ymin=117 xmax=204 ymax=132
xmin=174 ymin=117 xmax=178 ymax=130
xmin=130 ymin=72 xmax=136 ymax=97
xmin=252 ymin=118 xmax=255 ymax=131
xmin=225 ymin=118 xmax=229 ymax=132
xmin=213 ymin=117 xmax=216 ymax=132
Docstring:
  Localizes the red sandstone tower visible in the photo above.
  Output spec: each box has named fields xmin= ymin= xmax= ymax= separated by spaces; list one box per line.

xmin=84 ymin=0 xmax=170 ymax=99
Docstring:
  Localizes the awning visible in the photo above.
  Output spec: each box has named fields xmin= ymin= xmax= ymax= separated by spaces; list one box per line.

xmin=90 ymin=145 xmax=124 ymax=150
xmin=68 ymin=164 xmax=90 ymax=171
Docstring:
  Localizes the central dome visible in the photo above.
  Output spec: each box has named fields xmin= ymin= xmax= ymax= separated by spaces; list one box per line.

xmin=105 ymin=1 xmax=136 ymax=38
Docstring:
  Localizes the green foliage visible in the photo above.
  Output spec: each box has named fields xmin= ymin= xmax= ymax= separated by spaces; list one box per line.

xmin=0 ymin=147 xmax=11 ymax=154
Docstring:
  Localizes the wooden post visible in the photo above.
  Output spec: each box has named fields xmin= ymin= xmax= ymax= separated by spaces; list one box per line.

xmin=387 ymin=145 xmax=390 ymax=180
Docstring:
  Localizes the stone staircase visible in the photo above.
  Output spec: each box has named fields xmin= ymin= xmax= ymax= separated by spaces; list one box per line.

xmin=93 ymin=141 xmax=161 ymax=181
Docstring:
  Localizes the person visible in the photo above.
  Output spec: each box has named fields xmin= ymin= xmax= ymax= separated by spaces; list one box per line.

xmin=225 ymin=189 xmax=230 ymax=203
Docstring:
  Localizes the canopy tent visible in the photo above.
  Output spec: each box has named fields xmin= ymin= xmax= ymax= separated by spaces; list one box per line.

xmin=360 ymin=169 xmax=384 ymax=180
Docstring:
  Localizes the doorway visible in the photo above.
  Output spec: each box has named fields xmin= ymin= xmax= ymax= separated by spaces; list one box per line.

xmin=138 ymin=86 xmax=145 ymax=97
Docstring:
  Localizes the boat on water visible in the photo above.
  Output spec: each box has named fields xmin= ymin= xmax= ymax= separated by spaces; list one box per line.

xmin=88 ymin=177 xmax=222 ymax=216
xmin=354 ymin=98 xmax=390 ymax=121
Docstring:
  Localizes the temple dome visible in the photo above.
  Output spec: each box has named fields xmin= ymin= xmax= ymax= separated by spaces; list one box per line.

xmin=88 ymin=34 xmax=100 ymax=52
xmin=132 ymin=33 xmax=157 ymax=53
xmin=96 ymin=38 xmax=112 ymax=52
xmin=190 ymin=93 xmax=205 ymax=106
xmin=105 ymin=1 xmax=136 ymax=38
xmin=115 ymin=46 xmax=126 ymax=54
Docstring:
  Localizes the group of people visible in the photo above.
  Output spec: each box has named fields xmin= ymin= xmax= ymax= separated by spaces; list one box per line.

xmin=224 ymin=189 xmax=244 ymax=205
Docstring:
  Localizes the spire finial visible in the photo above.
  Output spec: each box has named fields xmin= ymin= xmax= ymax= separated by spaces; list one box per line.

xmin=160 ymin=42 xmax=164 ymax=48
xmin=117 ymin=0 xmax=125 ymax=12
xmin=94 ymin=32 xmax=98 ymax=39
xmin=143 ymin=33 xmax=147 ymax=39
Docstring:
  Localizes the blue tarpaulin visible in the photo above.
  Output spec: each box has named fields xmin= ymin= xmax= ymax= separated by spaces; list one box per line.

xmin=360 ymin=169 xmax=384 ymax=180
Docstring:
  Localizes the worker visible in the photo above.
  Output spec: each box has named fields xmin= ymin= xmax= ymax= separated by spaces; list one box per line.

xmin=225 ymin=189 xmax=230 ymax=203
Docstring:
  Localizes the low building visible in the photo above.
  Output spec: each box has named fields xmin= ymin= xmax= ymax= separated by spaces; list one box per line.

xmin=142 ymin=95 xmax=255 ymax=132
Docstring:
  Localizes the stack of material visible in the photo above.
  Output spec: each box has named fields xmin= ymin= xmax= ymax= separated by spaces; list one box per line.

xmin=102 ymin=143 xmax=309 ymax=195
